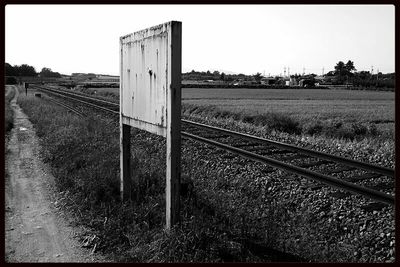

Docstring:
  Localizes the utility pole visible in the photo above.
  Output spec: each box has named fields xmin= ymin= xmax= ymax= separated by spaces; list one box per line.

xmin=322 ymin=67 xmax=324 ymax=76
xmin=302 ymin=67 xmax=305 ymax=76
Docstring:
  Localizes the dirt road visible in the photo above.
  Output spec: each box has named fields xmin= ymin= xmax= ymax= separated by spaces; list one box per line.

xmin=5 ymin=86 xmax=104 ymax=262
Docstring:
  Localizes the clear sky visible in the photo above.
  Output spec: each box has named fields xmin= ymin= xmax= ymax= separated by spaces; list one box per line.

xmin=5 ymin=4 xmax=395 ymax=76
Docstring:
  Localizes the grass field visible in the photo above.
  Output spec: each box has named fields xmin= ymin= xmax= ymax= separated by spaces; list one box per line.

xmin=182 ymin=88 xmax=394 ymax=123
xmin=182 ymin=88 xmax=395 ymax=140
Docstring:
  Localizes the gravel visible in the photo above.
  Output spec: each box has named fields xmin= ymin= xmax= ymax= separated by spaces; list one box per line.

xmin=180 ymin=113 xmax=395 ymax=262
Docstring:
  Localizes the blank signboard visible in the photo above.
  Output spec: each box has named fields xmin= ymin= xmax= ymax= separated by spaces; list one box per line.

xmin=120 ymin=21 xmax=181 ymax=137
xmin=120 ymin=21 xmax=182 ymax=229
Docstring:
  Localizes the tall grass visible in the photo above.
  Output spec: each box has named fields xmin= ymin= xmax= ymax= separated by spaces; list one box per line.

xmin=182 ymin=103 xmax=384 ymax=141
xmin=16 ymin=94 xmax=272 ymax=262
xmin=5 ymin=86 xmax=16 ymax=135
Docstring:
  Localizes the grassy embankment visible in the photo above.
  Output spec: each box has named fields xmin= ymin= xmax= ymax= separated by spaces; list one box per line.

xmin=16 ymin=88 xmax=394 ymax=262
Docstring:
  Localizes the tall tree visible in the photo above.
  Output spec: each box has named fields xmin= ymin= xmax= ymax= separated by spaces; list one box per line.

xmin=334 ymin=61 xmax=345 ymax=76
xmin=253 ymin=72 xmax=264 ymax=84
xmin=40 ymin=67 xmax=61 ymax=78
xmin=345 ymin=60 xmax=356 ymax=73
xmin=15 ymin=64 xmax=37 ymax=76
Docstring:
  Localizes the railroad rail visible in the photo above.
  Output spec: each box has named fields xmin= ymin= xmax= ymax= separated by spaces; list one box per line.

xmin=45 ymin=96 xmax=86 ymax=118
xmin=31 ymin=85 xmax=395 ymax=205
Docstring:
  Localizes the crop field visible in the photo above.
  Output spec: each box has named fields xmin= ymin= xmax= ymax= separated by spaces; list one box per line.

xmin=182 ymin=88 xmax=395 ymax=139
xmin=182 ymin=88 xmax=394 ymax=123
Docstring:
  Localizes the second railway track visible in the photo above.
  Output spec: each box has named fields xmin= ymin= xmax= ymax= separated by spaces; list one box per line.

xmin=31 ymin=84 xmax=395 ymax=205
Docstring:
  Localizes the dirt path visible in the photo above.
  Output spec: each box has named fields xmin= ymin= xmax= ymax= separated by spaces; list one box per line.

xmin=5 ymin=85 xmax=105 ymax=263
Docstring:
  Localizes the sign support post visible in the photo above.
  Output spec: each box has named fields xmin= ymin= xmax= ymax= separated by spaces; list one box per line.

xmin=120 ymin=123 xmax=131 ymax=202
xmin=166 ymin=22 xmax=182 ymax=228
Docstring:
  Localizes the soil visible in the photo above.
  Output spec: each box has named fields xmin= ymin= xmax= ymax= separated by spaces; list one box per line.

xmin=4 ymin=86 xmax=106 ymax=262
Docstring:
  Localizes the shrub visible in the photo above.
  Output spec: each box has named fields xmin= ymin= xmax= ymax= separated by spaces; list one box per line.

xmin=303 ymin=121 xmax=324 ymax=135
xmin=182 ymin=104 xmax=301 ymax=135
xmin=6 ymin=76 xmax=18 ymax=85
xmin=367 ymin=123 xmax=378 ymax=136
xmin=258 ymin=113 xmax=301 ymax=134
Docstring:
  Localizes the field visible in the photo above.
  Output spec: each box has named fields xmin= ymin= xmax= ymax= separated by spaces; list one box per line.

xmin=182 ymin=88 xmax=395 ymax=140
xmin=182 ymin=88 xmax=394 ymax=123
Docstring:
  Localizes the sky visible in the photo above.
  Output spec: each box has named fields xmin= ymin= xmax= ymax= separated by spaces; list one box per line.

xmin=5 ymin=4 xmax=395 ymax=76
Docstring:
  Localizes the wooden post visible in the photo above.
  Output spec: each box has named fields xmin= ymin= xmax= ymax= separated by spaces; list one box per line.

xmin=119 ymin=37 xmax=131 ymax=202
xmin=165 ymin=21 xmax=182 ymax=229
xmin=120 ymin=123 xmax=131 ymax=201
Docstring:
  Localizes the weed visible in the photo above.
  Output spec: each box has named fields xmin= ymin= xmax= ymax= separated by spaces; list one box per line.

xmin=5 ymin=86 xmax=16 ymax=135
xmin=183 ymin=104 xmax=301 ymax=135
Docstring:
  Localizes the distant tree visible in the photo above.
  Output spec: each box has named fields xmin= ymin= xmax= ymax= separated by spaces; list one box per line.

xmin=40 ymin=67 xmax=61 ymax=78
xmin=345 ymin=60 xmax=356 ymax=73
xmin=334 ymin=61 xmax=346 ymax=76
xmin=334 ymin=60 xmax=357 ymax=84
xmin=14 ymin=64 xmax=37 ymax=76
xmin=253 ymin=72 xmax=264 ymax=84
xmin=325 ymin=71 xmax=335 ymax=76
xmin=220 ymin=72 xmax=225 ymax=81
xmin=5 ymin=63 xmax=17 ymax=76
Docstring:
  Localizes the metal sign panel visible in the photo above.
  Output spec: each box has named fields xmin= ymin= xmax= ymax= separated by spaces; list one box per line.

xmin=120 ymin=21 xmax=181 ymax=137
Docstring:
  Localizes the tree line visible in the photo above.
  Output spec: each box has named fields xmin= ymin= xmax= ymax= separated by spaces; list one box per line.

xmin=324 ymin=60 xmax=394 ymax=88
xmin=182 ymin=61 xmax=394 ymax=89
xmin=5 ymin=63 xmax=62 ymax=78
xmin=182 ymin=70 xmax=257 ymax=82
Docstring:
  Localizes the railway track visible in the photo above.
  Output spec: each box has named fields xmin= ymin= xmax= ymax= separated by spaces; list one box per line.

xmin=45 ymin=96 xmax=86 ymax=118
xmin=31 ymin=84 xmax=395 ymax=205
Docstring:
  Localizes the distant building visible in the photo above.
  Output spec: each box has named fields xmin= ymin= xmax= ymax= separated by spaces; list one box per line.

xmin=289 ymin=77 xmax=298 ymax=86
xmin=260 ymin=77 xmax=276 ymax=85
xmin=95 ymin=74 xmax=120 ymax=82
